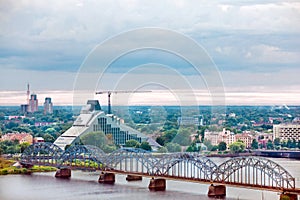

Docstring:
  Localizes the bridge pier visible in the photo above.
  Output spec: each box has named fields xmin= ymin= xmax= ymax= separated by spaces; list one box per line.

xmin=126 ymin=175 xmax=142 ymax=181
xmin=55 ymin=168 xmax=71 ymax=178
xmin=148 ymin=178 xmax=166 ymax=191
xmin=207 ymin=184 xmax=226 ymax=198
xmin=98 ymin=172 xmax=115 ymax=184
xmin=20 ymin=163 xmax=34 ymax=169
xmin=280 ymin=193 xmax=298 ymax=200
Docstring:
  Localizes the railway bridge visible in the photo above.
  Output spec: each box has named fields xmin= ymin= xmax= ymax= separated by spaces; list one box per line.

xmin=20 ymin=142 xmax=300 ymax=199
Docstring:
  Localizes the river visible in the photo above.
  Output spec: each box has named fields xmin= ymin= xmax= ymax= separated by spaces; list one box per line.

xmin=0 ymin=158 xmax=299 ymax=200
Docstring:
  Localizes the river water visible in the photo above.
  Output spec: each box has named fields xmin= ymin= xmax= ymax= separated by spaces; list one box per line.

xmin=0 ymin=158 xmax=299 ymax=200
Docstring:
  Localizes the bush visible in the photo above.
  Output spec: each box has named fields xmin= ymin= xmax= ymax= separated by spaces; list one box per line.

xmin=1 ymin=169 xmax=8 ymax=175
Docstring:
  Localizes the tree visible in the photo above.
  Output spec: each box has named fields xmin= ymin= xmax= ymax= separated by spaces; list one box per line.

xmin=157 ymin=146 xmax=168 ymax=153
xmin=19 ymin=142 xmax=30 ymax=153
xmin=43 ymin=133 xmax=55 ymax=143
xmin=102 ymin=145 xmax=117 ymax=153
xmin=186 ymin=143 xmax=199 ymax=152
xmin=172 ymin=128 xmax=191 ymax=146
xmin=229 ymin=141 xmax=245 ymax=153
xmin=140 ymin=141 xmax=152 ymax=151
xmin=218 ymin=141 xmax=227 ymax=151
xmin=45 ymin=127 xmax=56 ymax=135
xmin=156 ymin=136 xmax=165 ymax=146
xmin=5 ymin=121 xmax=19 ymax=129
xmin=287 ymin=139 xmax=293 ymax=148
xmin=251 ymin=139 xmax=259 ymax=149
xmin=165 ymin=142 xmax=181 ymax=152
xmin=291 ymin=139 xmax=297 ymax=148
xmin=80 ymin=131 xmax=108 ymax=149
xmin=162 ymin=129 xmax=177 ymax=143
xmin=274 ymin=138 xmax=281 ymax=146
xmin=125 ymin=139 xmax=141 ymax=148
xmin=203 ymin=139 xmax=213 ymax=151
xmin=266 ymin=139 xmax=274 ymax=150
xmin=211 ymin=145 xmax=218 ymax=151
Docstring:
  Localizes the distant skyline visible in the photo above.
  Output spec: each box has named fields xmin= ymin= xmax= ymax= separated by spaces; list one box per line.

xmin=0 ymin=1 xmax=299 ymax=106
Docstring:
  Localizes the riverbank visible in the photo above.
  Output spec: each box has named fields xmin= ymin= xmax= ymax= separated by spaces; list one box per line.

xmin=0 ymin=157 xmax=57 ymax=175
xmin=206 ymin=152 xmax=255 ymax=158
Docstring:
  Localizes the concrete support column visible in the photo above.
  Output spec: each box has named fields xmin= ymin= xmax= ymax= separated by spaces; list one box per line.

xmin=148 ymin=178 xmax=166 ymax=191
xmin=98 ymin=172 xmax=115 ymax=184
xmin=126 ymin=175 xmax=142 ymax=181
xmin=207 ymin=184 xmax=226 ymax=198
xmin=55 ymin=168 xmax=71 ymax=178
xmin=280 ymin=193 xmax=298 ymax=200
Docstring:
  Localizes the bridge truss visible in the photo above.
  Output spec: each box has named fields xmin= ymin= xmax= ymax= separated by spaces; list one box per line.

xmin=21 ymin=143 xmax=296 ymax=191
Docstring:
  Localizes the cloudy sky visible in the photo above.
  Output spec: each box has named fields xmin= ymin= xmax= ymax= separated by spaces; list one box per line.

xmin=0 ymin=0 xmax=299 ymax=106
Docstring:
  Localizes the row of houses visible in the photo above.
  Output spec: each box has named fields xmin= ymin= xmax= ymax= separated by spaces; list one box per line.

xmin=204 ymin=129 xmax=272 ymax=148
xmin=1 ymin=132 xmax=44 ymax=144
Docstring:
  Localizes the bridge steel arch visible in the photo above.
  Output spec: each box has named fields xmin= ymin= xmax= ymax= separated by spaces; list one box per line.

xmin=20 ymin=142 xmax=63 ymax=166
xmin=155 ymin=153 xmax=218 ymax=181
xmin=59 ymin=145 xmax=105 ymax=170
xmin=215 ymin=157 xmax=295 ymax=190
xmin=104 ymin=148 xmax=157 ymax=175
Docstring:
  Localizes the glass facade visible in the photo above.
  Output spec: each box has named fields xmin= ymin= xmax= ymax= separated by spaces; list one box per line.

xmin=97 ymin=117 xmax=142 ymax=145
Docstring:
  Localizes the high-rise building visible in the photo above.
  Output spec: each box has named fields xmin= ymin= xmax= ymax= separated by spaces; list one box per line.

xmin=20 ymin=83 xmax=30 ymax=113
xmin=20 ymin=104 xmax=29 ymax=114
xmin=28 ymin=94 xmax=38 ymax=113
xmin=43 ymin=97 xmax=53 ymax=114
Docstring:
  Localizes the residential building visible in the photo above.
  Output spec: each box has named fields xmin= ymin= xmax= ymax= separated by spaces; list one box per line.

xmin=236 ymin=133 xmax=253 ymax=148
xmin=28 ymin=94 xmax=38 ymax=113
xmin=205 ymin=129 xmax=254 ymax=148
xmin=1 ymin=132 xmax=33 ymax=144
xmin=34 ymin=137 xmax=45 ymax=143
xmin=205 ymin=129 xmax=236 ymax=147
xmin=20 ymin=104 xmax=29 ymax=113
xmin=43 ymin=97 xmax=53 ymax=114
xmin=204 ymin=130 xmax=220 ymax=146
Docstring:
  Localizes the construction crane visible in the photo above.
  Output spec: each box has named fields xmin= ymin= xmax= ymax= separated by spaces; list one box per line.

xmin=95 ymin=90 xmax=151 ymax=114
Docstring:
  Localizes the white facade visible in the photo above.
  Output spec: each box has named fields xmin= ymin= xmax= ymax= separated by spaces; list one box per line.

xmin=273 ymin=124 xmax=300 ymax=141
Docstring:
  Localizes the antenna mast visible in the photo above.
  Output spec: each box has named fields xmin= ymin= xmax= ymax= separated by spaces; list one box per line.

xmin=27 ymin=83 xmax=30 ymax=104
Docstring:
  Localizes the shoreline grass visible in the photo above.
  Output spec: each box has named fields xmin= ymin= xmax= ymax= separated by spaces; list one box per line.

xmin=0 ymin=157 xmax=57 ymax=175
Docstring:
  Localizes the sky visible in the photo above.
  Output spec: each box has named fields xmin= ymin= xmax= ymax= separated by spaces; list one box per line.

xmin=0 ymin=0 xmax=299 ymax=106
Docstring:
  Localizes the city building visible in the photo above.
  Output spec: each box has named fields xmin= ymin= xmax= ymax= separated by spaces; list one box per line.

xmin=235 ymin=133 xmax=253 ymax=148
xmin=20 ymin=83 xmax=31 ymax=113
xmin=177 ymin=115 xmax=203 ymax=126
xmin=205 ymin=129 xmax=235 ymax=146
xmin=205 ymin=129 xmax=253 ymax=148
xmin=34 ymin=137 xmax=45 ymax=143
xmin=220 ymin=129 xmax=236 ymax=146
xmin=1 ymin=132 xmax=33 ymax=144
xmin=28 ymin=94 xmax=38 ymax=113
xmin=43 ymin=97 xmax=53 ymax=114
xmin=20 ymin=104 xmax=29 ymax=114
xmin=273 ymin=123 xmax=300 ymax=142
xmin=204 ymin=131 xmax=220 ymax=146
xmin=54 ymin=100 xmax=161 ymax=150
